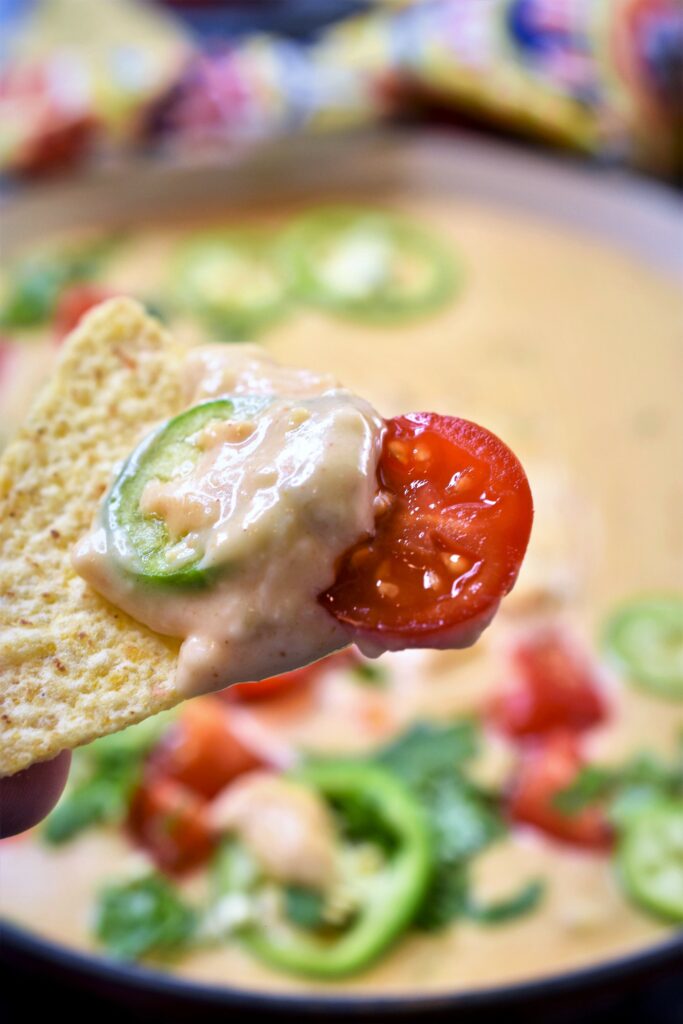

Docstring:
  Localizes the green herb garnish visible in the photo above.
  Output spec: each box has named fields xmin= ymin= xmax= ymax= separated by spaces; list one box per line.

xmin=0 ymin=236 xmax=121 ymax=329
xmin=351 ymin=661 xmax=388 ymax=687
xmin=95 ymin=873 xmax=197 ymax=961
xmin=284 ymin=885 xmax=327 ymax=930
xmin=554 ymin=744 xmax=683 ymax=826
xmin=43 ymin=711 xmax=175 ymax=844
xmin=375 ymin=721 xmax=540 ymax=929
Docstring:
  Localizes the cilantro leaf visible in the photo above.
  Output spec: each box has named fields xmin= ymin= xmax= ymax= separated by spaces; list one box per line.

xmin=376 ymin=720 xmax=479 ymax=788
xmin=426 ymin=774 xmax=504 ymax=863
xmin=43 ymin=766 xmax=139 ymax=844
xmin=351 ymin=661 xmax=388 ymax=687
xmin=95 ymin=874 xmax=197 ymax=961
xmin=284 ymin=886 xmax=327 ymax=929
xmin=415 ymin=864 xmax=544 ymax=930
xmin=43 ymin=711 xmax=176 ymax=844
xmin=414 ymin=861 xmax=469 ymax=930
xmin=0 ymin=236 xmax=122 ymax=329
xmin=464 ymin=879 xmax=545 ymax=924
xmin=554 ymin=749 xmax=683 ymax=823
xmin=376 ymin=721 xmax=509 ymax=930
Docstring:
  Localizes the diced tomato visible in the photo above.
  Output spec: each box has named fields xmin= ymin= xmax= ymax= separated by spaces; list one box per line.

xmin=127 ymin=773 xmax=214 ymax=874
xmin=321 ymin=414 xmax=533 ymax=652
xmin=54 ymin=284 xmax=115 ymax=342
xmin=508 ymin=731 xmax=613 ymax=849
xmin=490 ymin=627 xmax=607 ymax=738
xmin=226 ymin=647 xmax=357 ymax=702
xmin=147 ymin=696 xmax=264 ymax=799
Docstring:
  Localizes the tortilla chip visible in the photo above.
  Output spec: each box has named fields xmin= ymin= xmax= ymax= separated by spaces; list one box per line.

xmin=0 ymin=298 xmax=188 ymax=776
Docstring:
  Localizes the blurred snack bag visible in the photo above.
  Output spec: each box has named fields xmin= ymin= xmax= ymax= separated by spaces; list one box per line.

xmin=0 ymin=0 xmax=190 ymax=175
xmin=390 ymin=0 xmax=682 ymax=170
xmin=155 ymin=25 xmax=397 ymax=149
xmin=158 ymin=0 xmax=681 ymax=173
xmin=1 ymin=0 xmax=680 ymax=177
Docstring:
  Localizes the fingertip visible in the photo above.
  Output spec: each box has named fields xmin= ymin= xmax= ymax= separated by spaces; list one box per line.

xmin=0 ymin=750 xmax=72 ymax=838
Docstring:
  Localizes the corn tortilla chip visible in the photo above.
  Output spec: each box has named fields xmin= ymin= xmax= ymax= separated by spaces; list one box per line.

xmin=0 ymin=298 xmax=188 ymax=776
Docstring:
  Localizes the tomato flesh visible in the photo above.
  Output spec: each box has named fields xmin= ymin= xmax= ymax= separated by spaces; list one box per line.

xmin=508 ymin=732 xmax=612 ymax=849
xmin=54 ymin=284 xmax=114 ymax=342
xmin=226 ymin=648 xmax=357 ymax=702
xmin=490 ymin=627 xmax=607 ymax=738
xmin=147 ymin=697 xmax=264 ymax=799
xmin=127 ymin=774 xmax=214 ymax=874
xmin=321 ymin=414 xmax=533 ymax=650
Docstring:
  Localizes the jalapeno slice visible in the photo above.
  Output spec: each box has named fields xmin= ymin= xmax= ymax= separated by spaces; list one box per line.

xmin=173 ymin=231 xmax=290 ymax=339
xmin=226 ymin=761 xmax=432 ymax=979
xmin=618 ymin=801 xmax=683 ymax=923
xmin=603 ymin=597 xmax=683 ymax=700
xmin=278 ymin=207 xmax=458 ymax=324
xmin=104 ymin=396 xmax=269 ymax=587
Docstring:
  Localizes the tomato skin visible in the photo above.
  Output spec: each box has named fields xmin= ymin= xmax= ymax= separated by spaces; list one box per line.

xmin=490 ymin=627 xmax=607 ymax=738
xmin=227 ymin=666 xmax=314 ymax=702
xmin=147 ymin=697 xmax=264 ymax=799
xmin=226 ymin=647 xmax=357 ymax=702
xmin=54 ymin=284 xmax=115 ymax=342
xmin=508 ymin=732 xmax=613 ymax=849
xmin=127 ymin=774 xmax=214 ymax=874
xmin=321 ymin=414 xmax=533 ymax=651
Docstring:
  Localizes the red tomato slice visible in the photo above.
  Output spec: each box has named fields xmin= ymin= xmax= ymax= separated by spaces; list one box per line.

xmin=321 ymin=414 xmax=533 ymax=651
xmin=508 ymin=732 xmax=612 ymax=849
xmin=147 ymin=697 xmax=264 ymax=799
xmin=490 ymin=627 xmax=607 ymax=738
xmin=128 ymin=774 xmax=214 ymax=874
xmin=54 ymin=284 xmax=115 ymax=342
xmin=226 ymin=647 xmax=357 ymax=702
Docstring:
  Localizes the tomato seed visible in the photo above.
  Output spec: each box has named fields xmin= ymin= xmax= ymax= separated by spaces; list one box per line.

xmin=441 ymin=552 xmax=472 ymax=575
xmin=387 ymin=440 xmax=409 ymax=463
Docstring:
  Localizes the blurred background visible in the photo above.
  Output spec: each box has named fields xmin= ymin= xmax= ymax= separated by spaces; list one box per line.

xmin=0 ymin=0 xmax=681 ymax=182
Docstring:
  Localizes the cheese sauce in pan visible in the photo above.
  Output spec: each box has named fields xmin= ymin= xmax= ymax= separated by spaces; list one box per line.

xmin=1 ymin=194 xmax=681 ymax=993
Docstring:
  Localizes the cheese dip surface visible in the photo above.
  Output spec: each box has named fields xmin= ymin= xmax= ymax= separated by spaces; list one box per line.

xmin=1 ymin=191 xmax=681 ymax=997
xmin=73 ymin=346 xmax=384 ymax=695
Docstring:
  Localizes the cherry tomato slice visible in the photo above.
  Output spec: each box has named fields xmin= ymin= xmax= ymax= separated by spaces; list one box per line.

xmin=508 ymin=732 xmax=612 ymax=850
xmin=226 ymin=648 xmax=357 ymax=702
xmin=490 ymin=627 xmax=607 ymax=738
xmin=127 ymin=773 xmax=214 ymax=874
xmin=54 ymin=283 xmax=115 ymax=342
xmin=147 ymin=697 xmax=264 ymax=799
xmin=321 ymin=414 xmax=533 ymax=651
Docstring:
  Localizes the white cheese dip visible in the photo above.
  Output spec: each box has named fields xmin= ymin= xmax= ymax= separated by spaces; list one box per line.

xmin=73 ymin=346 xmax=384 ymax=696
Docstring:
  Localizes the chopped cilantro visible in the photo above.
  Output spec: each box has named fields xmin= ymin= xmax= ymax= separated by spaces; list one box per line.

xmin=376 ymin=720 xmax=479 ymax=787
xmin=351 ymin=661 xmax=388 ymax=687
xmin=0 ymin=236 xmax=122 ymax=329
xmin=95 ymin=874 xmax=197 ymax=961
xmin=554 ymin=746 xmax=683 ymax=827
xmin=464 ymin=878 xmax=545 ymax=925
xmin=375 ymin=721 xmax=515 ymax=930
xmin=43 ymin=710 xmax=175 ymax=844
xmin=415 ymin=863 xmax=543 ymax=930
xmin=284 ymin=886 xmax=327 ymax=929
